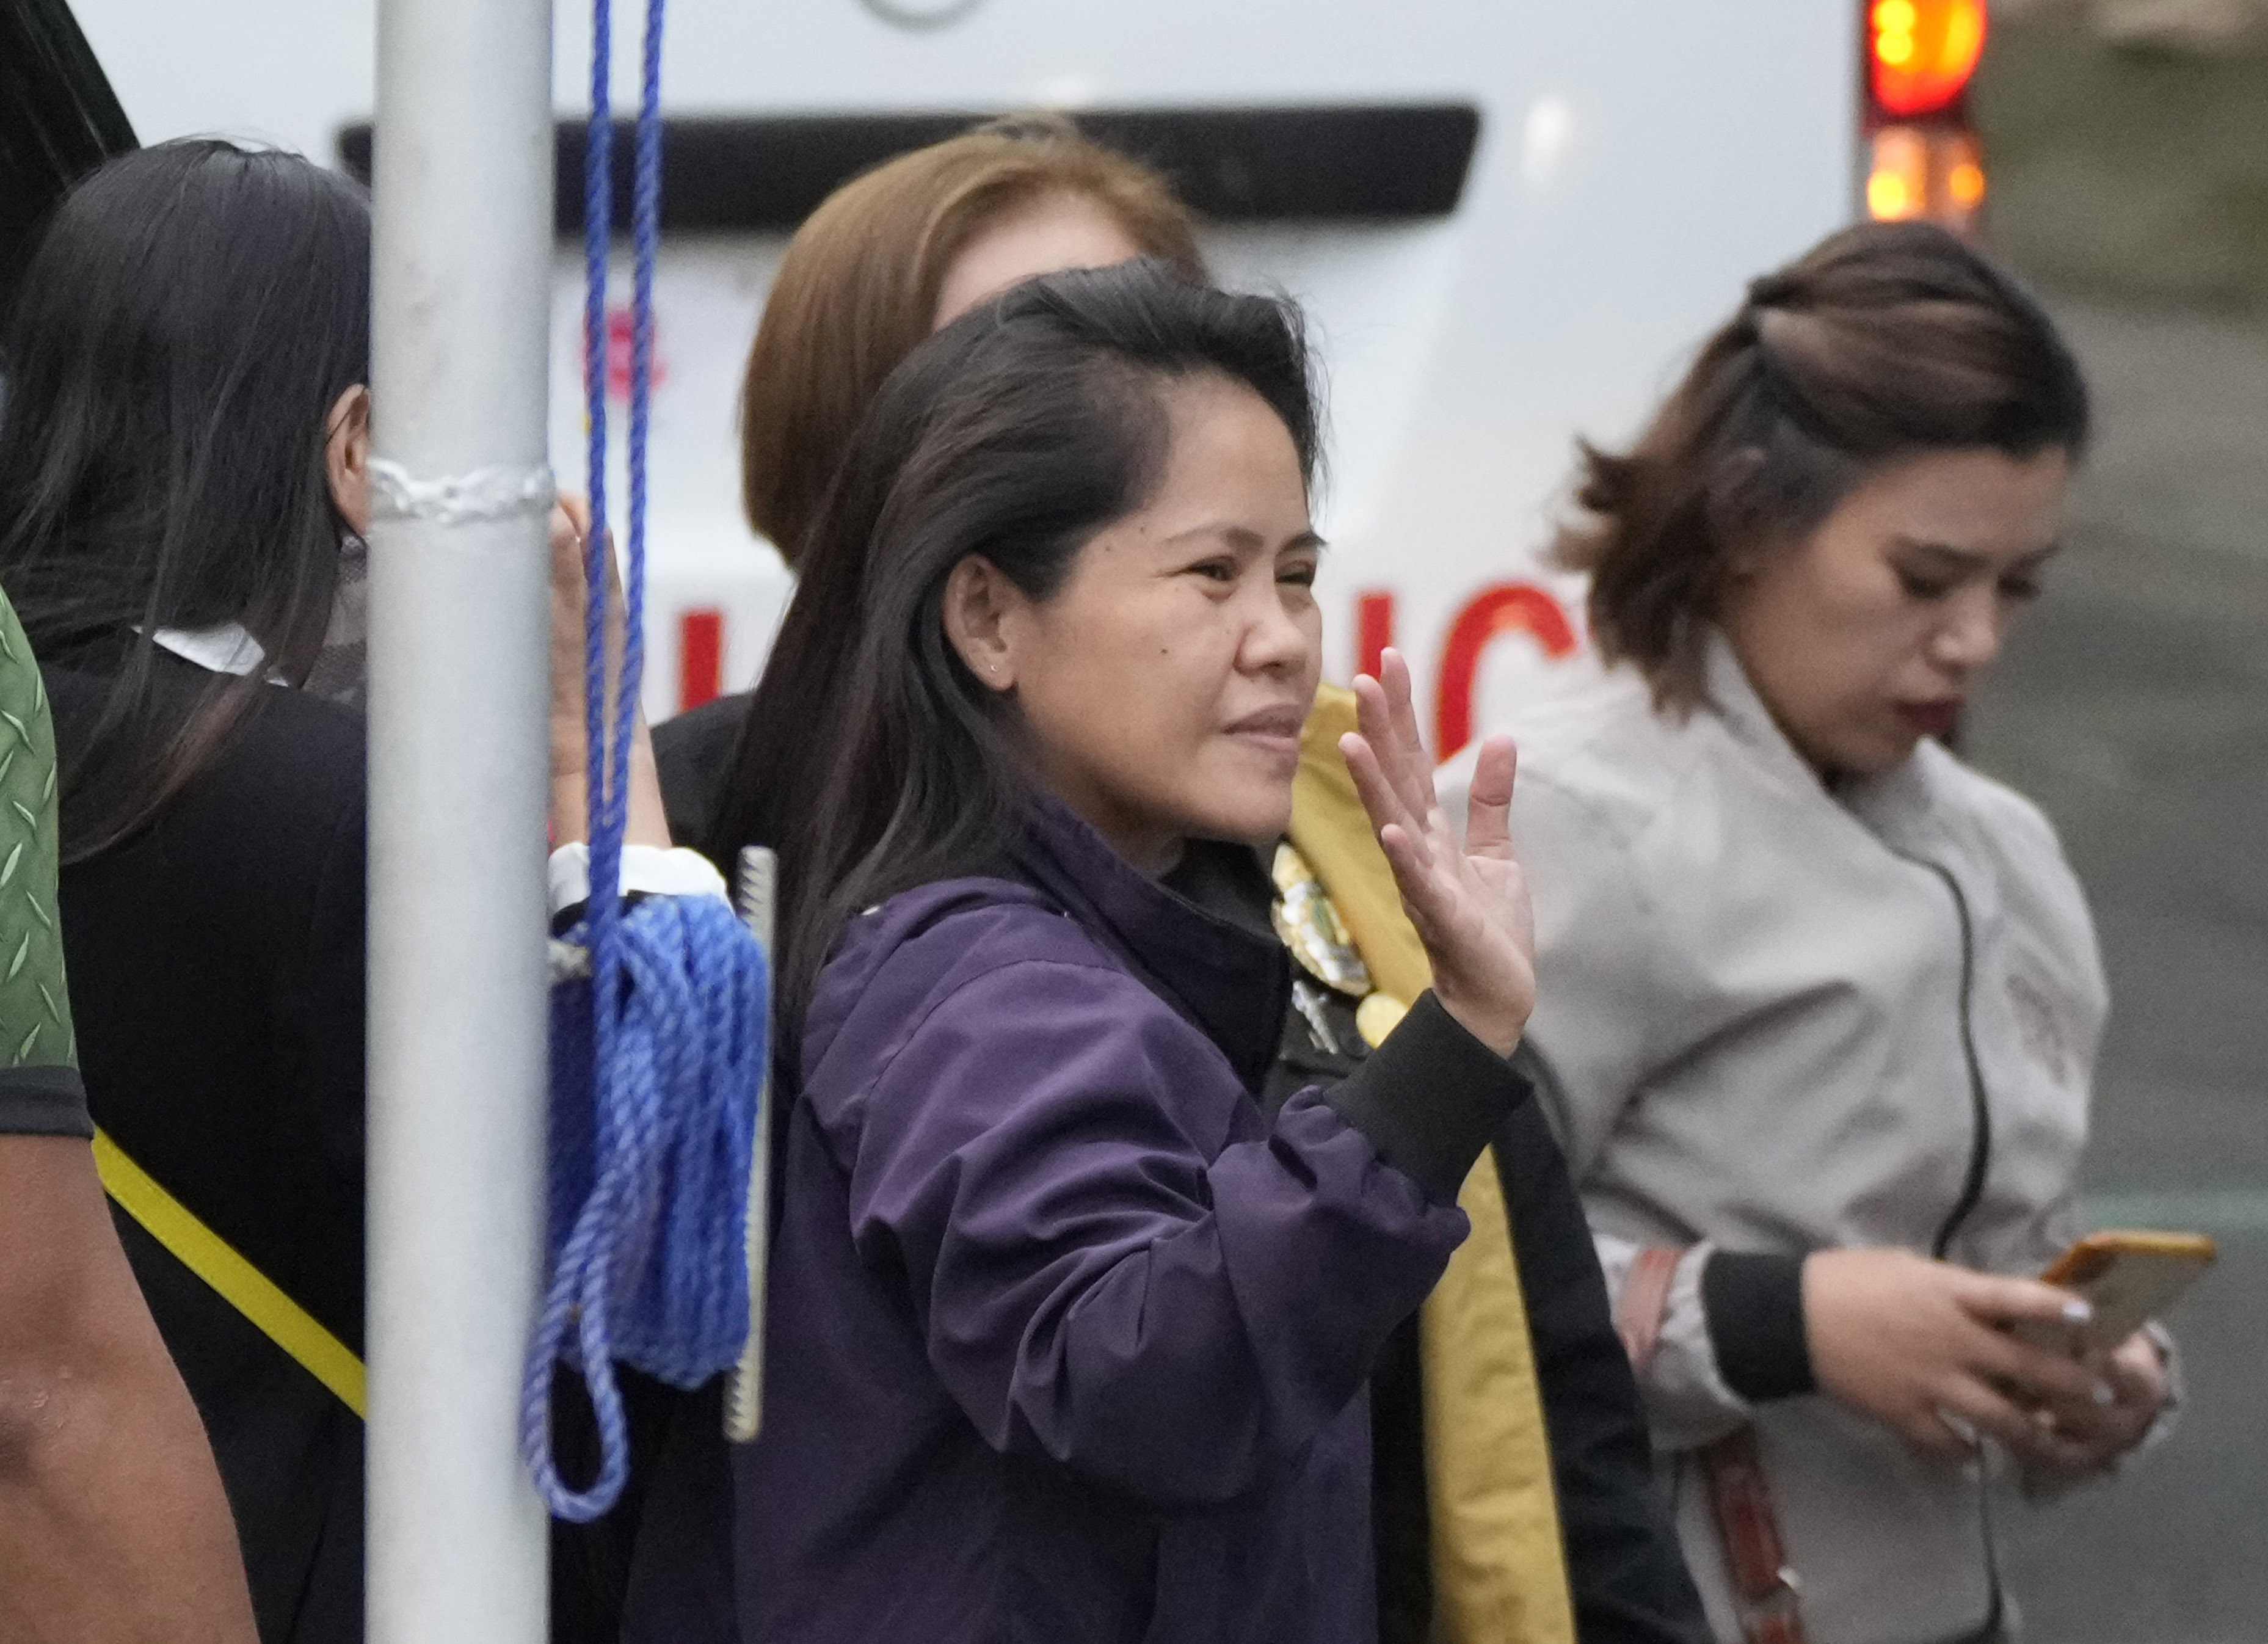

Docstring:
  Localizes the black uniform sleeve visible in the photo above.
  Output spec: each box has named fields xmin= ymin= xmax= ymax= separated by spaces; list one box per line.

xmin=1496 ymin=1063 xmax=1710 ymax=1644
xmin=266 ymin=768 xmax=369 ymax=1353
xmin=1702 ymin=1251 xmax=1815 ymax=1401
xmin=0 ymin=1064 xmax=92 ymax=1138
xmin=650 ymin=693 xmax=751 ymax=848
xmin=1325 ymin=992 xmax=1526 ymax=1201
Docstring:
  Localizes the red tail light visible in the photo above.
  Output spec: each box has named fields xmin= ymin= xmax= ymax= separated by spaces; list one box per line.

xmin=1864 ymin=0 xmax=1988 ymax=233
xmin=1868 ymin=0 xmax=1988 ymax=120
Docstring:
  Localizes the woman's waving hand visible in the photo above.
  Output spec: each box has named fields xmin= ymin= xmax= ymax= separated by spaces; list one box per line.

xmin=1339 ymin=649 xmax=1536 ymax=1057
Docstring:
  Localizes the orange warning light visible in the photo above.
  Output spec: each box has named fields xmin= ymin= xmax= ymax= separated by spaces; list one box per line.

xmin=1867 ymin=125 xmax=1986 ymax=233
xmin=1868 ymin=126 xmax=1928 ymax=221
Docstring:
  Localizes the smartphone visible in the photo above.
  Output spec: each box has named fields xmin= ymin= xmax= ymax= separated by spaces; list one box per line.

xmin=2035 ymin=1229 xmax=2217 ymax=1347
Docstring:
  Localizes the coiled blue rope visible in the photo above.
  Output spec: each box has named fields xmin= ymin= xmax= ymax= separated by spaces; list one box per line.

xmin=526 ymin=895 xmax=766 ymax=1521
xmin=518 ymin=0 xmax=769 ymax=1523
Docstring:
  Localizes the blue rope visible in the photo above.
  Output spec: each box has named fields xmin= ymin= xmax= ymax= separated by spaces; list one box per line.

xmin=525 ymin=897 xmax=766 ymax=1520
xmin=518 ymin=0 xmax=769 ymax=1524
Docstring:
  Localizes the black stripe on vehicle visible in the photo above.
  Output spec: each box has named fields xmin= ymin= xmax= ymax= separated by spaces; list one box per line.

xmin=336 ymin=103 xmax=1482 ymax=233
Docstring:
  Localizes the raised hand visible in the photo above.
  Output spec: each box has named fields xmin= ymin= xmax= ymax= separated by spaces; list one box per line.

xmin=1337 ymin=649 xmax=1535 ymax=1055
xmin=547 ymin=492 xmax=602 ymax=791
xmin=547 ymin=494 xmax=670 ymax=848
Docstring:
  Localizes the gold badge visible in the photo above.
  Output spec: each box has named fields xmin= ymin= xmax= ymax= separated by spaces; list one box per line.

xmin=1355 ymin=992 xmax=1409 ymax=1049
xmin=1270 ymin=843 xmax=1372 ymax=997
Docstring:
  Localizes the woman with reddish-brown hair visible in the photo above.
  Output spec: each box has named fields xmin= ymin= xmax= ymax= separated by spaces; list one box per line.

xmin=655 ymin=114 xmax=1204 ymax=849
xmin=740 ymin=114 xmax=1203 ymax=573
xmin=630 ymin=116 xmax=1701 ymax=1644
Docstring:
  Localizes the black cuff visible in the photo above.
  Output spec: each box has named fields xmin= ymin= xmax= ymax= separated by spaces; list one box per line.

xmin=1702 ymin=1250 xmax=1815 ymax=1400
xmin=1321 ymin=991 xmax=1528 ymax=1201
xmin=552 ymin=892 xmax=659 ymax=939
xmin=0 ymin=1064 xmax=92 ymax=1140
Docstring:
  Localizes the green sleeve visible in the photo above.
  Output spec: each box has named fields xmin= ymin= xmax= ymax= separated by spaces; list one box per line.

xmin=0 ymin=592 xmax=75 ymax=1071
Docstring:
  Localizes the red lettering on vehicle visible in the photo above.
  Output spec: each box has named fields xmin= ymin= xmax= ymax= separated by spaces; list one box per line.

xmin=600 ymin=305 xmax=668 ymax=402
xmin=679 ymin=608 xmax=725 ymax=712
xmin=1433 ymin=583 xmax=1577 ymax=757
xmin=1354 ymin=590 xmax=1396 ymax=682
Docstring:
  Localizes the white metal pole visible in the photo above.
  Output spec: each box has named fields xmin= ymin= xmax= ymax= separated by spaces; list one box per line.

xmin=365 ymin=0 xmax=555 ymax=1635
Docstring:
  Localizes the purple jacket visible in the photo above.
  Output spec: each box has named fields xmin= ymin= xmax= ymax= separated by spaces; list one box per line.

xmin=696 ymin=802 xmax=1522 ymax=1643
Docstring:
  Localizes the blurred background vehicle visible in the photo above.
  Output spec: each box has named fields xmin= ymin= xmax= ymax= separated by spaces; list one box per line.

xmin=27 ymin=0 xmax=2015 ymax=757
xmin=54 ymin=0 xmax=1869 ymax=754
xmin=10 ymin=0 xmax=2264 ymax=1636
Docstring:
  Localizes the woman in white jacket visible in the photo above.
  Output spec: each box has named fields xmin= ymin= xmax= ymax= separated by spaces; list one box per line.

xmin=1444 ymin=222 xmax=2171 ymax=1644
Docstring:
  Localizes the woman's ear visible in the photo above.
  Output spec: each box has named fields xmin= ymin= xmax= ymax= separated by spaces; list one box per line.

xmin=941 ymin=555 xmax=1022 ymax=693
xmin=325 ymin=385 xmax=373 ymax=536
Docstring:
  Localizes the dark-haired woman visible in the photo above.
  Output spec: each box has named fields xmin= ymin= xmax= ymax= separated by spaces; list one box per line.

xmin=616 ymin=262 xmax=1544 ymax=1642
xmin=1442 ymin=222 xmax=2172 ymax=1642
xmin=0 ymin=139 xmax=379 ymax=1644
xmin=645 ymin=118 xmax=1701 ymax=1644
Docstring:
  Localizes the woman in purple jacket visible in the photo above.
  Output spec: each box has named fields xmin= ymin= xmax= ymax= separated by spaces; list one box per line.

xmin=679 ymin=261 xmax=1544 ymax=1641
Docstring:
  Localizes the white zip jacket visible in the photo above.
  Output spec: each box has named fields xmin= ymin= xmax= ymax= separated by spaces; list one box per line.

xmin=1441 ymin=633 xmax=2112 ymax=1644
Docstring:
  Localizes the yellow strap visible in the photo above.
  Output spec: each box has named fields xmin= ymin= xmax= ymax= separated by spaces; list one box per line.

xmin=1288 ymin=684 xmax=1577 ymax=1644
xmin=92 ymin=1127 xmax=366 ymax=1419
xmin=1419 ymin=1157 xmax=1577 ymax=1644
xmin=1287 ymin=685 xmax=1435 ymax=1008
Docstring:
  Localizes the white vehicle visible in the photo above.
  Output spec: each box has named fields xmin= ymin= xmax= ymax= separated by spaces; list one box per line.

xmin=77 ymin=0 xmax=1988 ymax=755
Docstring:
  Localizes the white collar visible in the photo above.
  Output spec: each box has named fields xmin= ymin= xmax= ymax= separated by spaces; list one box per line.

xmin=1700 ymin=627 xmax=1823 ymax=796
xmin=147 ymin=623 xmax=275 ymax=680
xmin=1698 ymin=626 xmax=1946 ymax=851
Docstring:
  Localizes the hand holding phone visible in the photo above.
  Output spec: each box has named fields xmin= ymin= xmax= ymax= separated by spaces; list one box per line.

xmin=2036 ymin=1229 xmax=2215 ymax=1348
xmin=2013 ymin=1231 xmax=2208 ymax=1477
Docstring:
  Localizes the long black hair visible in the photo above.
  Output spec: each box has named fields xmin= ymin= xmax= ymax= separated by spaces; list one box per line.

xmin=0 ymin=139 xmax=371 ymax=858
xmin=710 ymin=260 xmax=1318 ymax=1031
